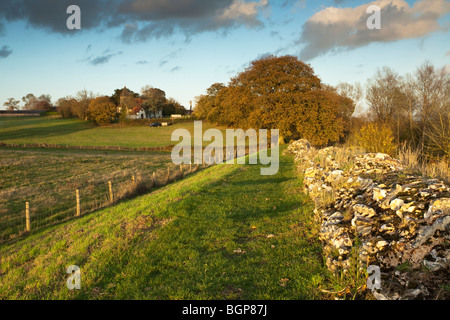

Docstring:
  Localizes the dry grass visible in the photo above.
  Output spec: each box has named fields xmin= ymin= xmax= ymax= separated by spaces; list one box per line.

xmin=397 ymin=143 xmax=449 ymax=183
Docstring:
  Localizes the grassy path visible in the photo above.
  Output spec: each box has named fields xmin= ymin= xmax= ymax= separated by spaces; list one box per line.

xmin=0 ymin=149 xmax=327 ymax=299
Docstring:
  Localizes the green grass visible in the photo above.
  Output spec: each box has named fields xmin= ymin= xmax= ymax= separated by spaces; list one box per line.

xmin=0 ymin=117 xmax=228 ymax=148
xmin=0 ymin=147 xmax=175 ymax=242
xmin=0 ymin=148 xmax=327 ymax=299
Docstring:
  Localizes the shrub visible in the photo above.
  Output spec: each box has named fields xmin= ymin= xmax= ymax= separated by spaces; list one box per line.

xmin=88 ymin=96 xmax=118 ymax=125
xmin=349 ymin=122 xmax=396 ymax=155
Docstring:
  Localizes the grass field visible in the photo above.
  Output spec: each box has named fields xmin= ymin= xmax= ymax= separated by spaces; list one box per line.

xmin=0 ymin=116 xmax=329 ymax=300
xmin=0 ymin=147 xmax=327 ymax=299
xmin=0 ymin=147 xmax=179 ymax=242
xmin=0 ymin=117 xmax=228 ymax=148
xmin=0 ymin=117 xmax=256 ymax=242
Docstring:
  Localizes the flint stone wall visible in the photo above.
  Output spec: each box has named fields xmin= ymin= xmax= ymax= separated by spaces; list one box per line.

xmin=286 ymin=139 xmax=449 ymax=300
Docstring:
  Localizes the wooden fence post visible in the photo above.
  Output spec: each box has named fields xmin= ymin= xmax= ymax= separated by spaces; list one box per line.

xmin=76 ymin=189 xmax=81 ymax=217
xmin=132 ymin=174 xmax=135 ymax=184
xmin=180 ymin=164 xmax=183 ymax=173
xmin=108 ymin=181 xmax=114 ymax=203
xmin=25 ymin=202 xmax=30 ymax=232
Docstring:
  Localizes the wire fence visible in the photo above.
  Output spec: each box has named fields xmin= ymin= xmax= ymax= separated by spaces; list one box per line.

xmin=0 ymin=145 xmax=262 ymax=244
xmin=0 ymin=162 xmax=209 ymax=244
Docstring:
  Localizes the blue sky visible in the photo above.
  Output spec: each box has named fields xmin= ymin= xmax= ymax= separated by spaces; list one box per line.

xmin=0 ymin=0 xmax=449 ymax=111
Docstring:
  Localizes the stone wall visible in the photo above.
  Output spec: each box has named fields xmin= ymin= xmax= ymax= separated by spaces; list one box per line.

xmin=286 ymin=139 xmax=449 ymax=300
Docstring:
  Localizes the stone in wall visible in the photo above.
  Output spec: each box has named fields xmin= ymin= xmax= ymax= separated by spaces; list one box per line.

xmin=286 ymin=139 xmax=450 ymax=300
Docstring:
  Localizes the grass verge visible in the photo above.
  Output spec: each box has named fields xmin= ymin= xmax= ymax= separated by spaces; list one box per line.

xmin=0 ymin=148 xmax=327 ymax=299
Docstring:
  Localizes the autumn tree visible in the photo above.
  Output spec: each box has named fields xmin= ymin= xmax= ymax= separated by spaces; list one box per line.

xmin=194 ymin=83 xmax=227 ymax=122
xmin=288 ymin=90 xmax=345 ymax=146
xmin=88 ymin=96 xmax=118 ymax=125
xmin=196 ymin=55 xmax=347 ymax=146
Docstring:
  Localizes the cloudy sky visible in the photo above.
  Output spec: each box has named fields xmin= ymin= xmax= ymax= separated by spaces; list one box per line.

xmin=0 ymin=0 xmax=449 ymax=110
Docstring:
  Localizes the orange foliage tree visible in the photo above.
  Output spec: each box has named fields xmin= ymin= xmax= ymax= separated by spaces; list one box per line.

xmin=88 ymin=96 xmax=118 ymax=125
xmin=194 ymin=55 xmax=352 ymax=146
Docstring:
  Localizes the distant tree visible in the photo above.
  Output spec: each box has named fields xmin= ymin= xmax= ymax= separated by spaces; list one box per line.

xmin=87 ymin=96 xmax=118 ymax=125
xmin=141 ymin=85 xmax=166 ymax=117
xmin=21 ymin=93 xmax=53 ymax=111
xmin=110 ymin=87 xmax=139 ymax=106
xmin=35 ymin=94 xmax=53 ymax=111
xmin=56 ymin=96 xmax=77 ymax=118
xmin=110 ymin=89 xmax=123 ymax=106
xmin=3 ymin=97 xmax=20 ymax=110
xmin=73 ymin=89 xmax=95 ymax=120
xmin=162 ymin=98 xmax=185 ymax=117
xmin=22 ymin=93 xmax=38 ymax=110
xmin=193 ymin=83 xmax=226 ymax=122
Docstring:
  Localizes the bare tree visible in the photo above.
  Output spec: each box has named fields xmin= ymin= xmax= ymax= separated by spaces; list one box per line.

xmin=3 ymin=97 xmax=20 ymax=110
xmin=402 ymin=73 xmax=419 ymax=145
xmin=74 ymin=89 xmax=95 ymax=120
xmin=22 ymin=93 xmax=38 ymax=110
xmin=141 ymin=85 xmax=166 ymax=117
xmin=336 ymin=81 xmax=363 ymax=105
xmin=365 ymin=67 xmax=409 ymax=143
xmin=410 ymin=61 xmax=450 ymax=153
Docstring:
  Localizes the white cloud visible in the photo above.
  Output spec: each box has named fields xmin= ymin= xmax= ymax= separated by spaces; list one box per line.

xmin=298 ymin=0 xmax=450 ymax=60
xmin=218 ymin=0 xmax=268 ymax=26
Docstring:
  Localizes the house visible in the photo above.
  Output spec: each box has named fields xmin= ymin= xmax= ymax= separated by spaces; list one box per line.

xmin=119 ymin=86 xmax=162 ymax=119
xmin=128 ymin=106 xmax=146 ymax=120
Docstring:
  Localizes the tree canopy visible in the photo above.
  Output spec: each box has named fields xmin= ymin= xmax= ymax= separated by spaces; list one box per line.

xmin=194 ymin=55 xmax=353 ymax=146
xmin=88 ymin=96 xmax=118 ymax=125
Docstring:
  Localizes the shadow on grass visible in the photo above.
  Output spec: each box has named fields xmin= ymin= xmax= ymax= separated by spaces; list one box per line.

xmin=0 ymin=119 xmax=94 ymax=142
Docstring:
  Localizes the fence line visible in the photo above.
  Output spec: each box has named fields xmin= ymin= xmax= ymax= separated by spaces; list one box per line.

xmin=0 ymin=142 xmax=175 ymax=152
xmin=0 ymin=146 xmax=257 ymax=243
xmin=0 ymin=162 xmax=211 ymax=244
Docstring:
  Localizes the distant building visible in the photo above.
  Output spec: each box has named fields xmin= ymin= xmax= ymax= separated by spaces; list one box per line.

xmin=118 ymin=86 xmax=162 ymax=119
xmin=185 ymin=100 xmax=193 ymax=116
xmin=128 ymin=106 xmax=147 ymax=120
